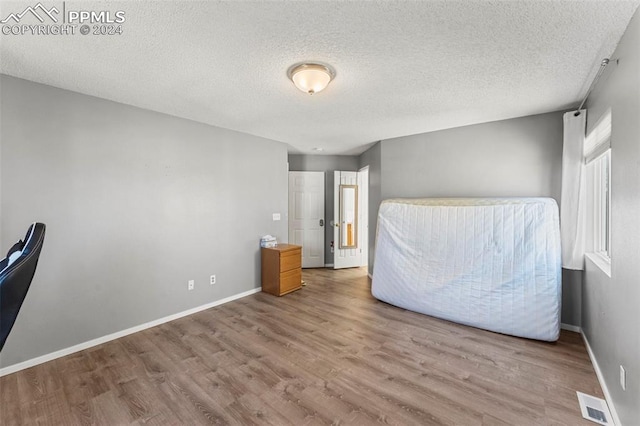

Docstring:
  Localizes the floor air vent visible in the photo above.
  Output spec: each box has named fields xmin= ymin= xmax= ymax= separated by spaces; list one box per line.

xmin=576 ymin=392 xmax=614 ymax=425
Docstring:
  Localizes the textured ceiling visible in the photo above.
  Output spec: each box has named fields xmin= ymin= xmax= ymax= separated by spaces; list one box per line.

xmin=1 ymin=1 xmax=638 ymax=154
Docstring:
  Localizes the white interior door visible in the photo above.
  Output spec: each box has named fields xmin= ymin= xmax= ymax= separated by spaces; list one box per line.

xmin=288 ymin=171 xmax=325 ymax=268
xmin=334 ymin=171 xmax=362 ymax=269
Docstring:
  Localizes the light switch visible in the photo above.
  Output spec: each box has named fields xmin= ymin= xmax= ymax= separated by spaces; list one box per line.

xmin=272 ymin=213 xmax=281 ymax=221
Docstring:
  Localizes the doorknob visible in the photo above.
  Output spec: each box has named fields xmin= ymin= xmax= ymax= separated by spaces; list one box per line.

xmin=319 ymin=219 xmax=324 ymax=227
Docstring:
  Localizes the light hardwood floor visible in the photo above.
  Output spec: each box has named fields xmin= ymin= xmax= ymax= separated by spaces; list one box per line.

xmin=1 ymin=267 xmax=602 ymax=425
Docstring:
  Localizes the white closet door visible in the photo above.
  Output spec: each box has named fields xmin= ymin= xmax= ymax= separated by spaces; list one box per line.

xmin=288 ymin=171 xmax=325 ymax=268
xmin=334 ymin=171 xmax=361 ymax=269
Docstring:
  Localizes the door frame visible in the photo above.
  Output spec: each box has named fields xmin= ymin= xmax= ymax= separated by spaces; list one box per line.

xmin=358 ymin=166 xmax=369 ymax=267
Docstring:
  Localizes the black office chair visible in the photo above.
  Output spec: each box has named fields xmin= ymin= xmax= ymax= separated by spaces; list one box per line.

xmin=0 ymin=223 xmax=46 ymax=351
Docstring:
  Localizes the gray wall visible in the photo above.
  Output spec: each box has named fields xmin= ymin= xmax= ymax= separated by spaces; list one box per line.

xmin=288 ymin=154 xmax=359 ymax=265
xmin=582 ymin=8 xmax=640 ymax=424
xmin=359 ymin=112 xmax=582 ymax=326
xmin=358 ymin=143 xmax=381 ymax=275
xmin=380 ymin=111 xmax=563 ymax=202
xmin=0 ymin=75 xmax=288 ymax=368
xmin=561 ymin=269 xmax=582 ymax=328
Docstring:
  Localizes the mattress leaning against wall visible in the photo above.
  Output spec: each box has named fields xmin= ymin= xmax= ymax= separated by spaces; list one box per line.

xmin=371 ymin=198 xmax=562 ymax=341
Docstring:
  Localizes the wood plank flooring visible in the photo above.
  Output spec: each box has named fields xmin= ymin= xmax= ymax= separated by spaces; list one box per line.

xmin=1 ymin=267 xmax=603 ymax=425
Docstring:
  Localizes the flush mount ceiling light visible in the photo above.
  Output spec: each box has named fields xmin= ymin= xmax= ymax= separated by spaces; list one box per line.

xmin=288 ymin=63 xmax=335 ymax=95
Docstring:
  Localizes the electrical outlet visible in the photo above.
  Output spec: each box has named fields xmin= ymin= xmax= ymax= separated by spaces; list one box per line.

xmin=272 ymin=213 xmax=281 ymax=221
xmin=620 ymin=365 xmax=626 ymax=391
xmin=210 ymin=275 xmax=216 ymax=285
xmin=188 ymin=280 xmax=194 ymax=291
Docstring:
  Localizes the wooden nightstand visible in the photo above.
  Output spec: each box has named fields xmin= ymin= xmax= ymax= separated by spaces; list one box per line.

xmin=261 ymin=244 xmax=302 ymax=296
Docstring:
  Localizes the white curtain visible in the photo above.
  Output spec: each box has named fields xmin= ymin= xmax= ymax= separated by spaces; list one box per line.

xmin=560 ymin=110 xmax=587 ymax=270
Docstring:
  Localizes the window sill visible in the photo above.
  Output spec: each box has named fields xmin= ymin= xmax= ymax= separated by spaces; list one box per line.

xmin=585 ymin=252 xmax=611 ymax=278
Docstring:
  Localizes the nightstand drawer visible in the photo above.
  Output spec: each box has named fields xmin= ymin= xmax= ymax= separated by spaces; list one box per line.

xmin=280 ymin=269 xmax=302 ymax=294
xmin=280 ymin=249 xmax=301 ymax=272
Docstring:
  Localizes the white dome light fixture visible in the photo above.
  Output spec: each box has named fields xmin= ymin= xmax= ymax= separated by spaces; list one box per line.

xmin=288 ymin=63 xmax=335 ymax=95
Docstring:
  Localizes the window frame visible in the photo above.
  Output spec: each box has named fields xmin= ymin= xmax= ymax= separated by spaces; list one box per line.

xmin=591 ymin=149 xmax=611 ymax=261
xmin=584 ymin=110 xmax=612 ymax=276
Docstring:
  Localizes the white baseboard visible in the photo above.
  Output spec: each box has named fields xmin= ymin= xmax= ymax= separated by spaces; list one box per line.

xmin=324 ymin=264 xmax=334 ymax=268
xmin=582 ymin=333 xmax=622 ymax=426
xmin=561 ymin=323 xmax=582 ymax=333
xmin=0 ymin=287 xmax=262 ymax=377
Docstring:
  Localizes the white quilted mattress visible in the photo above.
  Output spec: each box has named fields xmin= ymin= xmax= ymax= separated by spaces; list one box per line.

xmin=371 ymin=198 xmax=561 ymax=341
